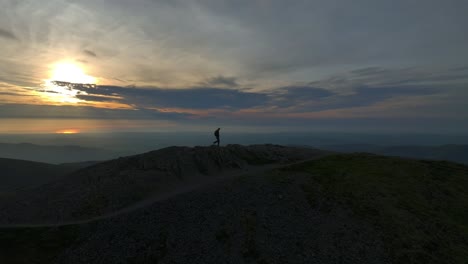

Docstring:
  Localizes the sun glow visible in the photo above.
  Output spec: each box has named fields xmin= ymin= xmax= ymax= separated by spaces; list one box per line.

xmin=50 ymin=62 xmax=96 ymax=84
xmin=56 ymin=129 xmax=80 ymax=134
xmin=42 ymin=62 xmax=97 ymax=103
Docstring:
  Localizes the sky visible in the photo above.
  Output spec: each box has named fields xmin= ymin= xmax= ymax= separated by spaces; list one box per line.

xmin=0 ymin=0 xmax=467 ymax=134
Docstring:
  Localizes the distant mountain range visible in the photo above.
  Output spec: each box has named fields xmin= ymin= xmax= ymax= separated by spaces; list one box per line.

xmin=0 ymin=142 xmax=120 ymax=164
xmin=0 ymin=158 xmax=96 ymax=193
xmin=318 ymin=144 xmax=468 ymax=164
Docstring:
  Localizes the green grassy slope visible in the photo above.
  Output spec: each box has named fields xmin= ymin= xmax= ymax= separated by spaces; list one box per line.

xmin=283 ymin=153 xmax=468 ymax=264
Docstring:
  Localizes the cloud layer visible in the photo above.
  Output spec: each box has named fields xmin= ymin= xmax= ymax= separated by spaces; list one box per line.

xmin=0 ymin=28 xmax=17 ymax=40
xmin=0 ymin=0 xmax=467 ymax=132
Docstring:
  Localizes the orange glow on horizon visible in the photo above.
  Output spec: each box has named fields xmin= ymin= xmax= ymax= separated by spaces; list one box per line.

xmin=55 ymin=129 xmax=80 ymax=134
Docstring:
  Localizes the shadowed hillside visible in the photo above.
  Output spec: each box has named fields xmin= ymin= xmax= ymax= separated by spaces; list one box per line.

xmin=0 ymin=158 xmax=91 ymax=193
xmin=287 ymin=154 xmax=468 ymax=263
xmin=0 ymin=145 xmax=328 ymax=224
xmin=0 ymin=148 xmax=467 ymax=264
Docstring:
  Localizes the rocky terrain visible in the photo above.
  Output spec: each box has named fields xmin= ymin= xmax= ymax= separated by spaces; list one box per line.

xmin=1 ymin=145 xmax=467 ymax=264
xmin=52 ymin=169 xmax=390 ymax=264
xmin=0 ymin=144 xmax=328 ymax=224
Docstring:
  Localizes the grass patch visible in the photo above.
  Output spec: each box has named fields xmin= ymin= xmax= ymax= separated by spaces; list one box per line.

xmin=285 ymin=153 xmax=468 ymax=264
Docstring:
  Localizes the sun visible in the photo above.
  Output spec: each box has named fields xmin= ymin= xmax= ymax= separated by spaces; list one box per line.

xmin=56 ymin=129 xmax=80 ymax=134
xmin=41 ymin=61 xmax=97 ymax=103
xmin=50 ymin=62 xmax=96 ymax=84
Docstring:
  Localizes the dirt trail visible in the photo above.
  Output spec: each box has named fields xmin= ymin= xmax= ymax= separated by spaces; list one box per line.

xmin=0 ymin=161 xmax=303 ymax=229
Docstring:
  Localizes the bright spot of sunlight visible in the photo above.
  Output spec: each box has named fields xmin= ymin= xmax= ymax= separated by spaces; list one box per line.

xmin=42 ymin=62 xmax=97 ymax=103
xmin=55 ymin=129 xmax=80 ymax=134
xmin=50 ymin=62 xmax=96 ymax=84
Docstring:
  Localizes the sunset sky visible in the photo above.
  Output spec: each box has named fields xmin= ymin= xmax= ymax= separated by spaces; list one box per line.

xmin=1 ymin=0 xmax=467 ymax=133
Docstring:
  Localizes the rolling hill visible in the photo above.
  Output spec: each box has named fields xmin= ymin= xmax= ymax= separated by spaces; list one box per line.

xmin=0 ymin=142 xmax=119 ymax=164
xmin=0 ymin=158 xmax=94 ymax=193
xmin=0 ymin=144 xmax=328 ymax=224
xmin=0 ymin=145 xmax=467 ymax=264
xmin=320 ymin=144 xmax=468 ymax=164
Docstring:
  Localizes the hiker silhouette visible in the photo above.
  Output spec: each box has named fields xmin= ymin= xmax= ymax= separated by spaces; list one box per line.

xmin=212 ymin=128 xmax=221 ymax=146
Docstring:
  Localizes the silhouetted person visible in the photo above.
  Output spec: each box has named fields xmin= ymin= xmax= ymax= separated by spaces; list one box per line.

xmin=213 ymin=128 xmax=221 ymax=146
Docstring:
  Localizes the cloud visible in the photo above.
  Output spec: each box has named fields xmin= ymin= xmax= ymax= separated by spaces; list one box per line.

xmin=1 ymin=1 xmax=468 ymax=133
xmin=350 ymin=67 xmax=388 ymax=76
xmin=201 ymin=79 xmax=441 ymax=113
xmin=203 ymin=76 xmax=238 ymax=87
xmin=40 ymin=80 xmax=442 ymax=116
xmin=310 ymin=66 xmax=468 ymax=92
xmin=191 ymin=0 xmax=468 ymax=78
xmin=33 ymin=67 xmax=446 ymax=115
xmin=0 ymin=28 xmax=17 ymax=40
xmin=0 ymin=92 xmax=34 ymax=97
xmin=265 ymin=84 xmax=439 ymax=112
xmin=75 ymin=94 xmax=117 ymax=102
xmin=2 ymin=63 xmax=464 ymax=135
xmin=70 ymin=85 xmax=270 ymax=110
xmin=83 ymin=49 xmax=98 ymax=57
xmin=331 ymin=86 xmax=439 ymax=109
xmin=1 ymin=1 xmax=468 ymax=88
xmin=0 ymin=104 xmax=192 ymax=120
xmin=350 ymin=67 xmax=468 ymax=84
xmin=277 ymin=86 xmax=335 ymax=98
xmin=270 ymin=86 xmax=335 ymax=108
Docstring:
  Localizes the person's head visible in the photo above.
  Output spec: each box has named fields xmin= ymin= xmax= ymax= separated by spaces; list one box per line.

xmin=218 ymin=128 xmax=221 ymax=130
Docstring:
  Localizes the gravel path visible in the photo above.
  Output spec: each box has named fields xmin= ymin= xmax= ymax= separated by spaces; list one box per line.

xmin=0 ymin=163 xmax=286 ymax=228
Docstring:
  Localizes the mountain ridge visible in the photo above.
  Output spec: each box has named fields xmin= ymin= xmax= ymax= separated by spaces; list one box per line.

xmin=0 ymin=157 xmax=91 ymax=193
xmin=0 ymin=142 xmax=119 ymax=164
xmin=318 ymin=144 xmax=468 ymax=164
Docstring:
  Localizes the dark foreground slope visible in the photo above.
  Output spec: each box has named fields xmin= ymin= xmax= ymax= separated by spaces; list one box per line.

xmin=288 ymin=154 xmax=468 ymax=263
xmin=0 ymin=145 xmax=326 ymax=224
xmin=1 ymin=152 xmax=467 ymax=264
